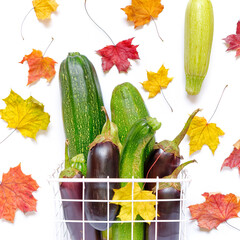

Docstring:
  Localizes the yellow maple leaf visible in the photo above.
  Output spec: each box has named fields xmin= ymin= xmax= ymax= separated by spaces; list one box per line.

xmin=33 ymin=0 xmax=58 ymax=20
xmin=111 ymin=182 xmax=157 ymax=224
xmin=122 ymin=0 xmax=164 ymax=28
xmin=0 ymin=90 xmax=50 ymax=140
xmin=187 ymin=116 xmax=224 ymax=155
xmin=141 ymin=65 xmax=173 ymax=98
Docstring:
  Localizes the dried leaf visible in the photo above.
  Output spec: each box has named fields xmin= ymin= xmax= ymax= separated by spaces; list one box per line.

xmin=122 ymin=0 xmax=164 ymax=28
xmin=223 ymin=21 xmax=240 ymax=57
xmin=189 ymin=192 xmax=240 ymax=230
xmin=97 ymin=38 xmax=139 ymax=73
xmin=233 ymin=139 xmax=240 ymax=149
xmin=187 ymin=116 xmax=224 ymax=155
xmin=221 ymin=140 xmax=240 ymax=174
xmin=33 ymin=0 xmax=58 ymax=20
xmin=0 ymin=164 xmax=39 ymax=222
xmin=141 ymin=65 xmax=173 ymax=98
xmin=0 ymin=90 xmax=50 ymax=139
xmin=20 ymin=49 xmax=57 ymax=85
xmin=111 ymin=182 xmax=157 ymax=224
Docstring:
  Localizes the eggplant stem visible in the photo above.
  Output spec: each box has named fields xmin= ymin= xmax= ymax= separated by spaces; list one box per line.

xmin=101 ymin=106 xmax=109 ymax=121
xmin=101 ymin=106 xmax=111 ymax=132
xmin=173 ymin=108 xmax=201 ymax=147
xmin=168 ymin=159 xmax=197 ymax=179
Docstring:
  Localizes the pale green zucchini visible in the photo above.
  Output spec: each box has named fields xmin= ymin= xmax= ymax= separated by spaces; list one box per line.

xmin=184 ymin=0 xmax=214 ymax=95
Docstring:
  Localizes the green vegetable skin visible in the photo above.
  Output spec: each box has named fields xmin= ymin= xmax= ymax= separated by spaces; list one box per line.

xmin=110 ymin=82 xmax=155 ymax=158
xmin=111 ymin=82 xmax=149 ymax=143
xmin=112 ymin=117 xmax=161 ymax=240
xmin=184 ymin=0 xmax=214 ymax=95
xmin=59 ymin=52 xmax=105 ymax=161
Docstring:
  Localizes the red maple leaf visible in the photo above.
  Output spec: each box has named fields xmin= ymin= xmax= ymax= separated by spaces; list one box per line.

xmin=20 ymin=49 xmax=57 ymax=85
xmin=0 ymin=164 xmax=39 ymax=222
xmin=223 ymin=21 xmax=240 ymax=57
xmin=189 ymin=192 xmax=240 ymax=230
xmin=221 ymin=140 xmax=240 ymax=174
xmin=97 ymin=38 xmax=139 ymax=72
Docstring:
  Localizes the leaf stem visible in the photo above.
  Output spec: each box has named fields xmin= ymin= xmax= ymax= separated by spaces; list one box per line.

xmin=84 ymin=0 xmax=115 ymax=45
xmin=226 ymin=220 xmax=240 ymax=232
xmin=0 ymin=128 xmax=17 ymax=145
xmin=21 ymin=7 xmax=34 ymax=40
xmin=159 ymin=85 xmax=173 ymax=112
xmin=208 ymin=85 xmax=228 ymax=123
xmin=42 ymin=37 xmax=54 ymax=57
xmin=151 ymin=16 xmax=163 ymax=42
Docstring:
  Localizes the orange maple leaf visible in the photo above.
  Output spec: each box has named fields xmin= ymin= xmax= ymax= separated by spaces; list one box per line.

xmin=0 ymin=164 xmax=39 ymax=222
xmin=189 ymin=192 xmax=240 ymax=230
xmin=122 ymin=0 xmax=164 ymax=28
xmin=20 ymin=49 xmax=57 ymax=85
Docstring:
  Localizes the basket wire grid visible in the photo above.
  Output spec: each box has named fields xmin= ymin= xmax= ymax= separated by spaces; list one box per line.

xmin=49 ymin=161 xmax=191 ymax=240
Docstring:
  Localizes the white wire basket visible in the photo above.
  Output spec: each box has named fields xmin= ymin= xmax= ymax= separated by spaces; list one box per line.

xmin=49 ymin=161 xmax=191 ymax=240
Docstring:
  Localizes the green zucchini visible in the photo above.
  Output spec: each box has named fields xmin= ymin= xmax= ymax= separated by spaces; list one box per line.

xmin=112 ymin=117 xmax=161 ymax=240
xmin=111 ymin=82 xmax=150 ymax=143
xmin=59 ymin=52 xmax=105 ymax=163
xmin=110 ymin=82 xmax=155 ymax=160
xmin=120 ymin=117 xmax=161 ymax=186
xmin=184 ymin=0 xmax=214 ymax=95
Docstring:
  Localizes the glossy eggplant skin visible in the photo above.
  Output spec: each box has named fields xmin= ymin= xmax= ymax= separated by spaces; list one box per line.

xmin=60 ymin=173 xmax=102 ymax=240
xmin=146 ymin=188 xmax=180 ymax=240
xmin=85 ymin=141 xmax=120 ymax=231
xmin=145 ymin=149 xmax=180 ymax=191
xmin=145 ymin=149 xmax=180 ymax=240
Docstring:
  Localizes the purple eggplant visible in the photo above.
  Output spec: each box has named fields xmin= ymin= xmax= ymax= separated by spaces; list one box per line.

xmin=145 ymin=149 xmax=180 ymax=192
xmin=85 ymin=107 xmax=121 ymax=231
xmin=60 ymin=141 xmax=102 ymax=240
xmin=145 ymin=109 xmax=200 ymax=240
xmin=146 ymin=160 xmax=196 ymax=240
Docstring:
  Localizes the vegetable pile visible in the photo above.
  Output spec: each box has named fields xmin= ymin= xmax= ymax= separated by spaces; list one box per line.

xmin=58 ymin=52 xmax=199 ymax=239
xmin=1 ymin=0 xmax=240 ymax=240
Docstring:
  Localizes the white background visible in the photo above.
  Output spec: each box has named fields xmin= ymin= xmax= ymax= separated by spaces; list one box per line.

xmin=0 ymin=0 xmax=240 ymax=239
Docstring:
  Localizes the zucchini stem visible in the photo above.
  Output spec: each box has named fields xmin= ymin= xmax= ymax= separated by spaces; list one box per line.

xmin=185 ymin=75 xmax=205 ymax=95
xmin=146 ymin=117 xmax=161 ymax=132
